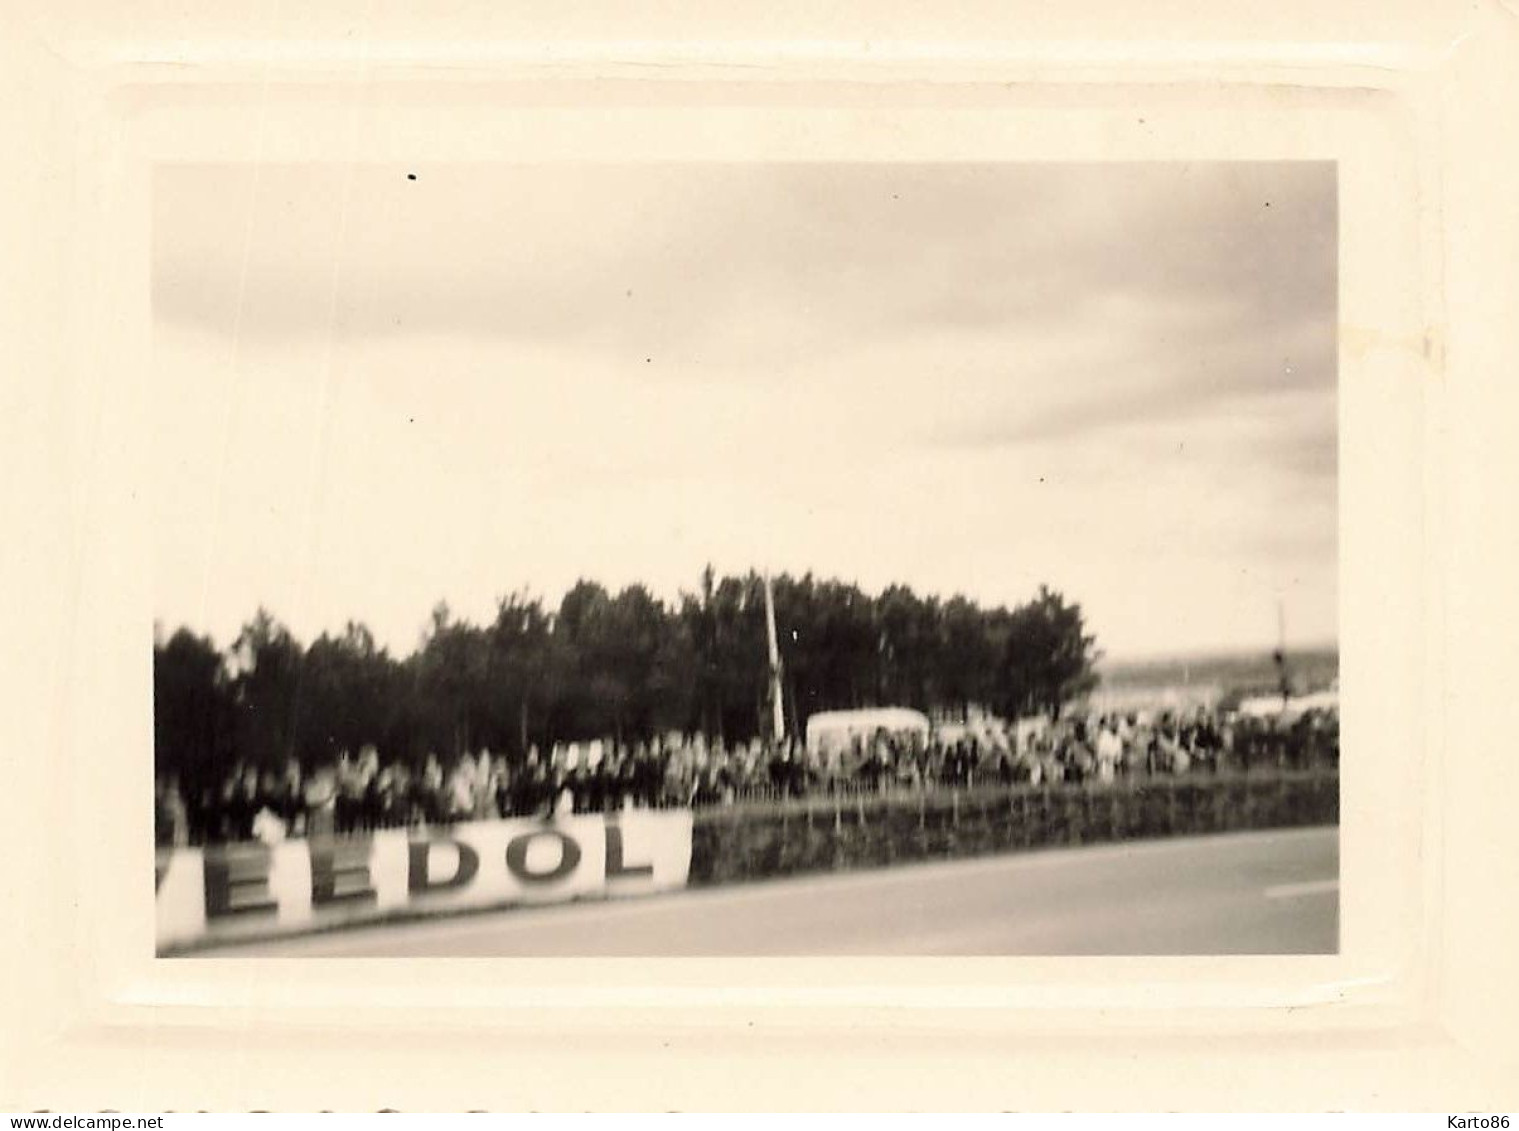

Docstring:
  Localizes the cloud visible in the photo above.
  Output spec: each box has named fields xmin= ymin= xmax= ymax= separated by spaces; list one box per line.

xmin=155 ymin=162 xmax=1335 ymax=362
xmin=928 ymin=324 xmax=1334 ymax=452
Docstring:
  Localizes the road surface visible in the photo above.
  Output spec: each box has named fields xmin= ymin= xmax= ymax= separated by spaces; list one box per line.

xmin=202 ymin=825 xmax=1337 ymax=956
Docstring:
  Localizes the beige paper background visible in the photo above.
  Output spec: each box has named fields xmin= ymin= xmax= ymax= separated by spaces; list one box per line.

xmin=2 ymin=0 xmax=1516 ymax=1112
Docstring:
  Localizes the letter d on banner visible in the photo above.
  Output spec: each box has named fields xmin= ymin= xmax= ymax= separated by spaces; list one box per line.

xmin=408 ymin=838 xmax=480 ymax=894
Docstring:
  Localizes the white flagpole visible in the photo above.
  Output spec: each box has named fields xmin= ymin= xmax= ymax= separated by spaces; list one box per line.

xmin=763 ymin=571 xmax=786 ymax=741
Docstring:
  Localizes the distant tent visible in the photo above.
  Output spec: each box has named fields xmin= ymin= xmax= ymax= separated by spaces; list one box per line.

xmin=805 ymin=707 xmax=931 ymax=754
xmin=1237 ymin=696 xmax=1284 ymax=719
xmin=1281 ymin=689 xmax=1339 ymax=720
xmin=1236 ymin=689 xmax=1339 ymax=720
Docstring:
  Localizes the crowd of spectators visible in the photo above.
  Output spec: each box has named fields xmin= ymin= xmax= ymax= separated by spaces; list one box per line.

xmin=155 ymin=706 xmax=1338 ymax=847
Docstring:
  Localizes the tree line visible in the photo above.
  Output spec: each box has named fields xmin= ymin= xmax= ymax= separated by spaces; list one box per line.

xmin=155 ymin=568 xmax=1099 ymax=789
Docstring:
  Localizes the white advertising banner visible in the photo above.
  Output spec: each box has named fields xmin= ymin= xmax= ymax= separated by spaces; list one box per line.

xmin=155 ymin=809 xmax=694 ymax=952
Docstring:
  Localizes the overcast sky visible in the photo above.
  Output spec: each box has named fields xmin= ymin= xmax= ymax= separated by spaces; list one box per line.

xmin=153 ymin=161 xmax=1336 ymax=660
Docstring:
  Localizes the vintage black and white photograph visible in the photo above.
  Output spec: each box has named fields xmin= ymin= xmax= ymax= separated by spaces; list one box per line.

xmin=151 ymin=160 xmax=1338 ymax=958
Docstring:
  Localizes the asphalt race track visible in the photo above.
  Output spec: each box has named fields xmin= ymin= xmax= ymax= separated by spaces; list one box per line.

xmin=202 ymin=825 xmax=1337 ymax=957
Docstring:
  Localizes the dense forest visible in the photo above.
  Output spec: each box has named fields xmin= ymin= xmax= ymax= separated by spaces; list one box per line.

xmin=154 ymin=568 xmax=1099 ymax=788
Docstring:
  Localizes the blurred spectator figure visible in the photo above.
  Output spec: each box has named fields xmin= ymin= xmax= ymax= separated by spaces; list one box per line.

xmin=1220 ymin=717 xmax=1237 ymax=771
xmin=1095 ymin=718 xmax=1122 ymax=784
xmin=303 ymin=762 xmax=338 ymax=838
xmin=553 ymin=769 xmax=576 ymax=817
xmin=277 ymin=758 xmax=305 ymax=835
xmin=334 ymin=750 xmax=362 ymax=834
xmin=1170 ymin=724 xmax=1192 ymax=775
xmin=353 ymin=745 xmax=380 ymax=830
xmin=372 ymin=761 xmax=400 ymax=827
xmin=614 ymin=746 xmax=640 ymax=811
xmin=252 ymin=800 xmax=287 ymax=845
xmin=1140 ymin=723 xmax=1159 ymax=777
xmin=446 ymin=753 xmax=476 ymax=821
xmin=591 ymin=745 xmax=614 ymax=813
xmin=420 ymin=752 xmax=445 ymax=824
xmin=1150 ymin=718 xmax=1172 ymax=774
xmin=1312 ymin=709 xmax=1339 ymax=768
xmin=599 ymin=743 xmax=619 ymax=807
xmin=691 ymin=749 xmax=719 ymax=807
xmin=1060 ymin=727 xmax=1092 ymax=784
xmin=1288 ymin=715 xmax=1314 ymax=771
xmin=858 ymin=728 xmax=889 ymax=793
xmin=634 ymin=741 xmax=662 ymax=808
xmin=1117 ymin=727 xmax=1141 ymax=779
xmin=899 ymin=741 xmax=925 ymax=789
xmin=186 ymin=783 xmax=215 ymax=845
xmin=258 ymin=769 xmax=283 ymax=822
xmin=535 ymin=747 xmax=557 ymax=815
xmin=559 ymin=761 xmax=582 ymax=814
xmin=663 ymin=737 xmax=691 ymax=805
xmin=1235 ymin=716 xmax=1255 ymax=774
xmin=491 ymin=754 xmax=512 ymax=817
xmin=227 ymin=765 xmax=262 ymax=842
xmin=215 ymin=764 xmax=241 ymax=842
xmin=508 ymin=754 xmax=545 ymax=817
xmin=1039 ymin=737 xmax=1063 ymax=785
xmin=995 ymin=745 xmax=1016 ymax=786
xmin=155 ymin=775 xmax=189 ymax=848
xmin=1192 ymin=711 xmax=1220 ymax=774
xmin=473 ymin=749 xmax=498 ymax=819
xmin=575 ymin=751 xmax=599 ymax=814
xmin=708 ymin=743 xmax=735 ymax=806
xmin=953 ymin=740 xmax=974 ymax=788
xmin=1019 ymin=744 xmax=1044 ymax=786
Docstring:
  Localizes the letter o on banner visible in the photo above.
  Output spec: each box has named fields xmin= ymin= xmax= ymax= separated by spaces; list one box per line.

xmin=505 ymin=829 xmax=582 ymax=885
